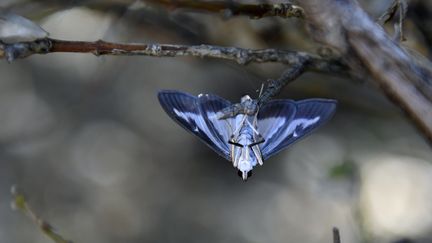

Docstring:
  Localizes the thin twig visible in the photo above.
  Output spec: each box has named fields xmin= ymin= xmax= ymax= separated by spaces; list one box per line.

xmin=11 ymin=186 xmax=73 ymax=243
xmin=377 ymin=0 xmax=400 ymax=25
xmin=0 ymin=38 xmax=347 ymax=74
xmin=377 ymin=0 xmax=408 ymax=41
xmin=144 ymin=0 xmax=305 ymax=19
xmin=217 ymin=60 xmax=307 ymax=119
xmin=333 ymin=227 xmax=341 ymax=243
xmin=257 ymin=61 xmax=308 ymax=106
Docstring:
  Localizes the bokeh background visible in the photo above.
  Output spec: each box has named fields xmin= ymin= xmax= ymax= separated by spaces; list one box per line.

xmin=1 ymin=0 xmax=432 ymax=243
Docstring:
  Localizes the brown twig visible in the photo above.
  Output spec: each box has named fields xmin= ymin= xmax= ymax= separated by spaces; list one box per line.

xmin=11 ymin=186 xmax=73 ymax=243
xmin=144 ymin=0 xmax=305 ymax=19
xmin=0 ymin=38 xmax=346 ymax=74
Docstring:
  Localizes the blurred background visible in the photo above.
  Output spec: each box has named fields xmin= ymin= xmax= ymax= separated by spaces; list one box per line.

xmin=1 ymin=0 xmax=432 ymax=242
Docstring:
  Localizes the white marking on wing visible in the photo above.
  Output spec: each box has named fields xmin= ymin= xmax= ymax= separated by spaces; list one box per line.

xmin=286 ymin=116 xmax=320 ymax=136
xmin=173 ymin=108 xmax=193 ymax=122
xmin=263 ymin=116 xmax=321 ymax=152
xmin=205 ymin=110 xmax=234 ymax=142
xmin=173 ymin=108 xmax=200 ymax=133
xmin=257 ymin=117 xmax=287 ymax=141
xmin=173 ymin=108 xmax=229 ymax=153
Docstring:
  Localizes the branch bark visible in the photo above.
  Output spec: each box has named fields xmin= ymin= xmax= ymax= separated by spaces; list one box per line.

xmin=298 ymin=0 xmax=432 ymax=142
xmin=0 ymin=38 xmax=346 ymax=74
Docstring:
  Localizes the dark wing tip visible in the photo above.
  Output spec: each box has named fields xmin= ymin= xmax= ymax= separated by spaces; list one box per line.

xmin=295 ymin=98 xmax=338 ymax=118
xmin=157 ymin=89 xmax=185 ymax=100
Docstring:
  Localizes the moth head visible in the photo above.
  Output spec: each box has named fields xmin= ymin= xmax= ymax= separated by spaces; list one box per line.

xmin=240 ymin=95 xmax=252 ymax=103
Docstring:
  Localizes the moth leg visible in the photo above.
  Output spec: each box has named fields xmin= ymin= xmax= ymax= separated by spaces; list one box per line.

xmin=249 ymin=116 xmax=265 ymax=166
xmin=233 ymin=146 xmax=239 ymax=168
xmin=230 ymin=143 xmax=235 ymax=166
xmin=251 ymin=145 xmax=264 ymax=166
xmin=225 ymin=119 xmax=236 ymax=165
xmin=229 ymin=136 xmax=240 ymax=167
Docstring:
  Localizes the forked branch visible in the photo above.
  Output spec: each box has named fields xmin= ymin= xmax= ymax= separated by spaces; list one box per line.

xmin=298 ymin=0 xmax=432 ymax=142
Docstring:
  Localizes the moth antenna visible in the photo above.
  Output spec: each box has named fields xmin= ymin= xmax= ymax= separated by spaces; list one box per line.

xmin=253 ymin=106 xmax=259 ymax=124
xmin=258 ymin=83 xmax=265 ymax=98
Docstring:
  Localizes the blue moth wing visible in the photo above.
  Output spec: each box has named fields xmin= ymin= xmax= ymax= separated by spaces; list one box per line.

xmin=258 ymin=99 xmax=337 ymax=160
xmin=158 ymin=90 xmax=231 ymax=160
xmin=197 ymin=93 xmax=236 ymax=146
xmin=256 ymin=100 xmax=297 ymax=156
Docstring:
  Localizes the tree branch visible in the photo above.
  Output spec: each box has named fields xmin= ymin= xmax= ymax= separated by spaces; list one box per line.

xmin=299 ymin=0 xmax=432 ymax=142
xmin=0 ymin=38 xmax=346 ymax=74
xmin=143 ymin=0 xmax=305 ymax=19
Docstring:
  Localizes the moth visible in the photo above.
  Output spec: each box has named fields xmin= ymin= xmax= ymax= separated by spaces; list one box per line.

xmin=158 ymin=90 xmax=337 ymax=180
